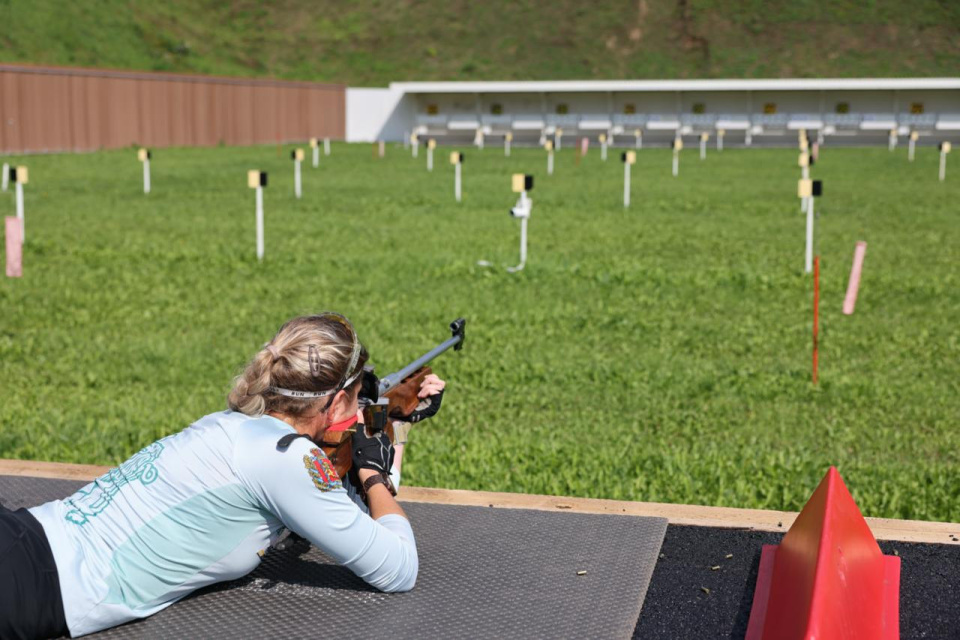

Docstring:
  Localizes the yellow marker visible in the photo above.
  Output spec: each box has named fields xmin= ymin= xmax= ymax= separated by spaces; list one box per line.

xmin=799 ymin=152 xmax=810 ymax=168
xmin=450 ymin=152 xmax=462 ymax=164
xmin=545 ymin=140 xmax=554 ymax=151
xmin=248 ymin=170 xmax=262 ymax=189
xmin=15 ymin=166 xmax=28 ymax=184
xmin=137 ymin=148 xmax=149 ymax=162
xmin=942 ymin=142 xmax=952 ymax=154
xmin=293 ymin=149 xmax=305 ymax=161
xmin=309 ymin=138 xmax=318 ymax=148
xmin=718 ymin=129 xmax=726 ymax=136
xmin=505 ymin=132 xmax=513 ymax=142
xmin=623 ymin=151 xmax=636 ymax=165
xmin=512 ymin=174 xmax=527 ymax=193
xmin=674 ymin=139 xmax=683 ymax=151
xmin=701 ymin=132 xmax=709 ymax=142
xmin=798 ymin=178 xmax=813 ymax=198
xmin=599 ymin=133 xmax=607 ymax=143
xmin=910 ymin=131 xmax=919 ymax=141
xmin=428 ymin=139 xmax=437 ymax=149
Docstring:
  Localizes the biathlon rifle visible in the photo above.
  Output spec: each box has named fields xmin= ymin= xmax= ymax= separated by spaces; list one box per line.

xmin=320 ymin=318 xmax=466 ymax=477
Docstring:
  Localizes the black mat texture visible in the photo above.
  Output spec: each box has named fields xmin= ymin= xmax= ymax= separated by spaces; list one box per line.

xmin=1 ymin=475 xmax=667 ymax=639
xmin=634 ymin=524 xmax=960 ymax=639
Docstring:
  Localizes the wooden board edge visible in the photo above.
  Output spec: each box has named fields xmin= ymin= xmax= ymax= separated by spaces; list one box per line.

xmin=2 ymin=459 xmax=956 ymax=545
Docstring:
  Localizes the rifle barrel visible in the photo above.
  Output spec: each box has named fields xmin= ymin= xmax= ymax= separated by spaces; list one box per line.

xmin=378 ymin=333 xmax=463 ymax=395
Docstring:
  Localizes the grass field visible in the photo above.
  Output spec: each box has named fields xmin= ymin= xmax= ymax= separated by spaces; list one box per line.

xmin=1 ymin=141 xmax=958 ymax=522
xmin=2 ymin=0 xmax=959 ymax=83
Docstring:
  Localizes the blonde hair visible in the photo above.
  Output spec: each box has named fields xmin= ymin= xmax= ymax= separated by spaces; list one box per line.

xmin=228 ymin=314 xmax=368 ymax=417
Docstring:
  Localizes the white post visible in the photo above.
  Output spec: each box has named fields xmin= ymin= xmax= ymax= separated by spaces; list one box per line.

xmin=324 ymin=138 xmax=331 ymax=156
xmin=143 ymin=158 xmax=151 ymax=194
xmin=601 ymin=141 xmax=607 ymax=161
xmin=403 ymin=132 xmax=409 ymax=150
xmin=672 ymin=151 xmax=679 ymax=177
xmin=313 ymin=145 xmax=319 ymax=168
xmin=623 ymin=162 xmax=631 ymax=208
xmin=413 ymin=140 xmax=419 ymax=158
xmin=555 ymin=133 xmax=562 ymax=152
xmin=547 ymin=150 xmax=554 ymax=176
xmin=1 ymin=164 xmax=8 ymax=192
xmin=294 ymin=159 xmax=302 ymax=199
xmin=940 ymin=151 xmax=947 ymax=182
xmin=455 ymin=163 xmax=462 ymax=202
xmin=908 ymin=137 xmax=916 ymax=162
xmin=805 ymin=196 xmax=814 ymax=274
xmin=505 ymin=137 xmax=511 ymax=157
xmin=516 ymin=191 xmax=529 ymax=270
xmin=635 ymin=133 xmax=642 ymax=149
xmin=477 ymin=131 xmax=484 ymax=150
xmin=378 ymin=141 xmax=385 ymax=158
xmin=801 ymin=165 xmax=810 ymax=213
xmin=717 ymin=134 xmax=723 ymax=152
xmin=745 ymin=130 xmax=753 ymax=147
xmin=427 ymin=147 xmax=434 ymax=172
xmin=888 ymin=131 xmax=897 ymax=152
xmin=700 ymin=137 xmax=706 ymax=160
xmin=15 ymin=182 xmax=24 ymax=243
xmin=255 ymin=186 xmax=264 ymax=261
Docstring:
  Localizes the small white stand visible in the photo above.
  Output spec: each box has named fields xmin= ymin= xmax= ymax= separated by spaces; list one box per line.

xmin=801 ymin=165 xmax=810 ymax=213
xmin=455 ymin=163 xmax=462 ymax=202
xmin=413 ymin=139 xmax=419 ymax=158
xmin=635 ymin=132 xmax=642 ymax=150
xmin=313 ymin=145 xmax=320 ymax=168
xmin=1 ymin=164 xmax=7 ymax=192
xmin=505 ymin=136 xmax=511 ymax=157
xmin=623 ymin=162 xmax=631 ymax=208
xmin=908 ymin=136 xmax=916 ymax=162
xmin=555 ymin=132 xmax=562 ymax=152
xmin=294 ymin=159 xmax=302 ymax=199
xmin=255 ymin=186 xmax=264 ymax=261
xmin=475 ymin=130 xmax=484 ymax=150
xmin=601 ymin=141 xmax=608 ymax=161
xmin=15 ymin=182 xmax=25 ymax=243
xmin=547 ymin=150 xmax=554 ymax=176
xmin=700 ymin=138 xmax=707 ymax=160
xmin=378 ymin=141 xmax=385 ymax=158
xmin=324 ymin=138 xmax=331 ymax=156
xmin=672 ymin=151 xmax=679 ymax=177
xmin=888 ymin=131 xmax=897 ymax=152
xmin=403 ymin=132 xmax=409 ymax=150
xmin=805 ymin=196 xmax=814 ymax=274
xmin=143 ymin=158 xmax=151 ymax=194
xmin=427 ymin=146 xmax=434 ymax=172
xmin=745 ymin=130 xmax=753 ymax=147
xmin=507 ymin=191 xmax=531 ymax=273
xmin=940 ymin=151 xmax=947 ymax=182
xmin=717 ymin=133 xmax=724 ymax=152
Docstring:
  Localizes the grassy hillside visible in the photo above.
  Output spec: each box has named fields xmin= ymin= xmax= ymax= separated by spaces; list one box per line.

xmin=1 ymin=143 xmax=958 ymax=521
xmin=1 ymin=0 xmax=959 ymax=85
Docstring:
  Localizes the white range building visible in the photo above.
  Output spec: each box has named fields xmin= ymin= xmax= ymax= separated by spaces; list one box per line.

xmin=347 ymin=78 xmax=960 ymax=146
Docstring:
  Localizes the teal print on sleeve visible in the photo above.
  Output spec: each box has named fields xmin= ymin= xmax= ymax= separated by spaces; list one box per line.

xmin=64 ymin=442 xmax=165 ymax=525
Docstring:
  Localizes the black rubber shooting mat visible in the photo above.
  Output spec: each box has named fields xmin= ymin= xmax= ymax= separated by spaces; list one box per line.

xmin=0 ymin=475 xmax=668 ymax=639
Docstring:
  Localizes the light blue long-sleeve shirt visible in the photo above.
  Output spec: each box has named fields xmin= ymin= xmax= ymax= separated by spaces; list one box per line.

xmin=29 ymin=410 xmax=417 ymax=637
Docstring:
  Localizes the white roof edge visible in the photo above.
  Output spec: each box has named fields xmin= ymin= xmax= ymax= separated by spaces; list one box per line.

xmin=389 ymin=78 xmax=960 ymax=93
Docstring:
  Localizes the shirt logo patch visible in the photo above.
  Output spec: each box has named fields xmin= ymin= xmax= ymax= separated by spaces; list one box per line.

xmin=303 ymin=448 xmax=342 ymax=492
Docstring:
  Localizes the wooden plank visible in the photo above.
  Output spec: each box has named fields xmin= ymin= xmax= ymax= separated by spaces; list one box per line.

xmin=1 ymin=459 xmax=956 ymax=545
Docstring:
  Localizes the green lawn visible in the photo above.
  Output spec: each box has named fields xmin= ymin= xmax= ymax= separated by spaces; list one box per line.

xmin=1 ymin=0 xmax=959 ymax=83
xmin=1 ymin=142 xmax=957 ymax=522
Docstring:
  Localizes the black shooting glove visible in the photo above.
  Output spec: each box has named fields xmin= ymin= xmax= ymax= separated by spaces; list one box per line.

xmin=403 ymin=388 xmax=444 ymax=423
xmin=352 ymin=423 xmax=395 ymax=474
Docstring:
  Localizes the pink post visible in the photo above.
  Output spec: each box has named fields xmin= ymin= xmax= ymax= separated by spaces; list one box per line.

xmin=842 ymin=241 xmax=867 ymax=315
xmin=6 ymin=216 xmax=22 ymax=277
xmin=580 ymin=137 xmax=589 ymax=156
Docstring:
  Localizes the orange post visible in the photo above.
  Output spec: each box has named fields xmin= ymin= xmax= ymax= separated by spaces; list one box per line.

xmin=813 ymin=255 xmax=820 ymax=385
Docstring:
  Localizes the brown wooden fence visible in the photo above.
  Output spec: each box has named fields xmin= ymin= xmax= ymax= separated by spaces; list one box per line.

xmin=0 ymin=64 xmax=345 ymax=153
